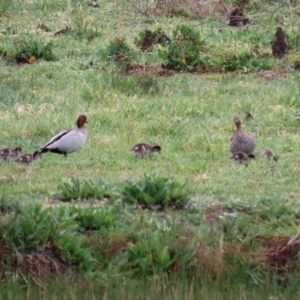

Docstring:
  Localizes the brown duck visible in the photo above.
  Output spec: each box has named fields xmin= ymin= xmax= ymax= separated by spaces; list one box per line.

xmin=130 ymin=143 xmax=161 ymax=158
xmin=230 ymin=152 xmax=255 ymax=166
xmin=261 ymin=148 xmax=277 ymax=162
xmin=14 ymin=151 xmax=42 ymax=165
xmin=230 ymin=116 xmax=256 ymax=155
xmin=0 ymin=147 xmax=22 ymax=162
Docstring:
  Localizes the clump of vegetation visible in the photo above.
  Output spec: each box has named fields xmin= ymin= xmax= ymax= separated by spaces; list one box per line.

xmin=55 ymin=178 xmax=113 ymax=202
xmin=120 ymin=224 xmax=197 ymax=276
xmin=70 ymin=206 xmax=118 ymax=233
xmin=134 ymin=28 xmax=170 ymax=51
xmin=0 ymin=204 xmax=96 ymax=280
xmin=158 ymin=25 xmax=204 ymax=71
xmin=11 ymin=35 xmax=55 ymax=63
xmin=107 ymin=37 xmax=135 ymax=63
xmin=121 ymin=174 xmax=190 ymax=209
xmin=222 ymin=51 xmax=274 ymax=72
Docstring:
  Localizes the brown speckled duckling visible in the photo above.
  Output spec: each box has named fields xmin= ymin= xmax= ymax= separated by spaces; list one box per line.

xmin=261 ymin=148 xmax=277 ymax=162
xmin=230 ymin=116 xmax=256 ymax=155
xmin=130 ymin=143 xmax=161 ymax=158
xmin=230 ymin=152 xmax=255 ymax=166
xmin=0 ymin=147 xmax=22 ymax=162
xmin=14 ymin=151 xmax=42 ymax=165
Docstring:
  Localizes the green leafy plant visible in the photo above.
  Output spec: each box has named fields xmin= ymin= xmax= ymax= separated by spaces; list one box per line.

xmin=0 ymin=204 xmax=96 ymax=277
xmin=70 ymin=206 xmax=118 ymax=233
xmin=158 ymin=25 xmax=204 ymax=71
xmin=121 ymin=174 xmax=190 ymax=209
xmin=120 ymin=222 xmax=197 ymax=276
xmin=12 ymin=35 xmax=55 ymax=63
xmin=107 ymin=37 xmax=134 ymax=63
xmin=55 ymin=178 xmax=113 ymax=201
xmin=222 ymin=52 xmax=274 ymax=72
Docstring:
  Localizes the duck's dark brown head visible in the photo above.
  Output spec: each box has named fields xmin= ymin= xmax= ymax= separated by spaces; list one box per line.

xmin=77 ymin=115 xmax=88 ymax=128
xmin=14 ymin=147 xmax=22 ymax=153
xmin=152 ymin=145 xmax=161 ymax=153
xmin=33 ymin=151 xmax=42 ymax=159
xmin=248 ymin=154 xmax=255 ymax=160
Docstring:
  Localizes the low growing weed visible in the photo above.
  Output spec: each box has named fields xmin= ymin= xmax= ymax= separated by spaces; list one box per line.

xmin=11 ymin=35 xmax=55 ymax=63
xmin=54 ymin=178 xmax=114 ymax=202
xmin=121 ymin=174 xmax=190 ymax=209
xmin=107 ymin=37 xmax=135 ymax=64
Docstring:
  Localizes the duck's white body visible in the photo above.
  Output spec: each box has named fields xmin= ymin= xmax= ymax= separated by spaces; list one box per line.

xmin=41 ymin=115 xmax=87 ymax=157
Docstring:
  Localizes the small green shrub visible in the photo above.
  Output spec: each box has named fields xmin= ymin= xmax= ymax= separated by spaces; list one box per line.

xmin=120 ymin=223 xmax=197 ymax=276
xmin=121 ymin=174 xmax=190 ymax=209
xmin=70 ymin=206 xmax=118 ymax=233
xmin=55 ymin=178 xmax=113 ymax=201
xmin=2 ymin=204 xmax=77 ymax=250
xmin=12 ymin=35 xmax=55 ymax=63
xmin=107 ymin=37 xmax=134 ymax=63
xmin=222 ymin=52 xmax=274 ymax=72
xmin=0 ymin=204 xmax=96 ymax=276
xmin=158 ymin=25 xmax=204 ymax=71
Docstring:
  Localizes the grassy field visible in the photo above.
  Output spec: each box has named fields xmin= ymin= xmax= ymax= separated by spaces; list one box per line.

xmin=1 ymin=0 xmax=300 ymax=298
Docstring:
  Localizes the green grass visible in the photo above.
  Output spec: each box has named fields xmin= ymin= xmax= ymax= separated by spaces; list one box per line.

xmin=1 ymin=0 xmax=300 ymax=297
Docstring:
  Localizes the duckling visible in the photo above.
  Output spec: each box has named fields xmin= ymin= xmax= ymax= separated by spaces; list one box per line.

xmin=14 ymin=151 xmax=42 ymax=165
xmin=245 ymin=112 xmax=253 ymax=120
xmin=230 ymin=152 xmax=255 ymax=166
xmin=261 ymin=148 xmax=277 ymax=162
xmin=41 ymin=115 xmax=87 ymax=157
xmin=230 ymin=116 xmax=256 ymax=155
xmin=130 ymin=143 xmax=161 ymax=158
xmin=0 ymin=147 xmax=22 ymax=162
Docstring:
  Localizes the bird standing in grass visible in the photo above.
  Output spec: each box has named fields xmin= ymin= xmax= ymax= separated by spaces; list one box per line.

xmin=230 ymin=152 xmax=255 ymax=167
xmin=261 ymin=148 xmax=277 ymax=162
xmin=230 ymin=116 xmax=256 ymax=155
xmin=0 ymin=147 xmax=22 ymax=162
xmin=14 ymin=151 xmax=42 ymax=165
xmin=130 ymin=143 xmax=161 ymax=158
xmin=41 ymin=115 xmax=88 ymax=158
